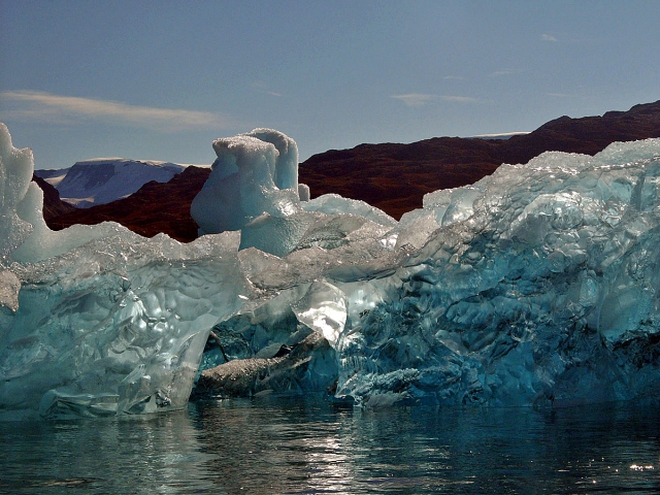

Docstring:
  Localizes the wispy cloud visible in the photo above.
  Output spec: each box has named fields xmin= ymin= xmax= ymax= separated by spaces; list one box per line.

xmin=391 ymin=93 xmax=479 ymax=107
xmin=547 ymin=92 xmax=575 ymax=98
xmin=0 ymin=90 xmax=233 ymax=131
xmin=251 ymin=81 xmax=284 ymax=98
xmin=441 ymin=95 xmax=479 ymax=103
xmin=391 ymin=93 xmax=440 ymax=107
xmin=541 ymin=34 xmax=558 ymax=42
xmin=488 ymin=69 xmax=523 ymax=77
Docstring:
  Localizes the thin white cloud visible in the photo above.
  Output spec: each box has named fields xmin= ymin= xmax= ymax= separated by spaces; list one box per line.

xmin=489 ymin=69 xmax=523 ymax=77
xmin=0 ymin=90 xmax=232 ymax=131
xmin=391 ymin=93 xmax=479 ymax=107
xmin=391 ymin=93 xmax=440 ymax=107
xmin=541 ymin=34 xmax=558 ymax=42
xmin=440 ymin=95 xmax=479 ymax=103
xmin=251 ymin=81 xmax=283 ymax=97
xmin=547 ymin=92 xmax=574 ymax=98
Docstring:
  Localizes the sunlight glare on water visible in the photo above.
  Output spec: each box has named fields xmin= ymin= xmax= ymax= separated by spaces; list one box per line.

xmin=1 ymin=397 xmax=660 ymax=494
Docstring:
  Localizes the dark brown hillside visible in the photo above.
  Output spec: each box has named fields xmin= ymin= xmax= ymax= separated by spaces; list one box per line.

xmin=494 ymin=102 xmax=660 ymax=164
xmin=299 ymin=100 xmax=660 ymax=218
xmin=299 ymin=137 xmax=501 ymax=219
xmin=36 ymin=100 xmax=660 ymax=240
xmin=32 ymin=174 xmax=77 ymax=220
xmin=46 ymin=166 xmax=211 ymax=242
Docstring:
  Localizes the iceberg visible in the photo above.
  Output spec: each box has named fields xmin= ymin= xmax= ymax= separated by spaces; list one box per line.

xmin=0 ymin=123 xmax=253 ymax=419
xmin=335 ymin=141 xmax=660 ymax=408
xmin=2 ymin=120 xmax=660 ymax=419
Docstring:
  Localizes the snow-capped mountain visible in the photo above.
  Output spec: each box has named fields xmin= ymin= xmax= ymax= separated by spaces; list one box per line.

xmin=36 ymin=158 xmax=188 ymax=208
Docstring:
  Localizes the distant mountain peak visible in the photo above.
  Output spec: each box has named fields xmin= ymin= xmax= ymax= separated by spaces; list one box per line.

xmin=37 ymin=158 xmax=188 ymax=208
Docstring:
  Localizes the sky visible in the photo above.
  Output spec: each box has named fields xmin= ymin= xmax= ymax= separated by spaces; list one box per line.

xmin=1 ymin=0 xmax=659 ymax=170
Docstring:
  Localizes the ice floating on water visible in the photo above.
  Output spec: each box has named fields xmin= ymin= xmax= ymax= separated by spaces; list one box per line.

xmin=0 ymin=123 xmax=252 ymax=419
xmin=2 ymin=120 xmax=660 ymax=419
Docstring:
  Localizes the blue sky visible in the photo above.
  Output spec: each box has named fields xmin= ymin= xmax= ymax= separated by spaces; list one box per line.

xmin=1 ymin=0 xmax=658 ymax=169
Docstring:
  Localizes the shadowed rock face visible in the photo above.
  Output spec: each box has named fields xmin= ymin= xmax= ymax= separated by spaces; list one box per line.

xmin=38 ymin=101 xmax=660 ymax=239
xmin=32 ymin=174 xmax=77 ymax=219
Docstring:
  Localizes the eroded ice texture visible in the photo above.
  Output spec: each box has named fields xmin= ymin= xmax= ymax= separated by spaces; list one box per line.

xmin=3 ymin=119 xmax=660 ymax=419
xmin=199 ymin=136 xmax=660 ymax=409
xmin=0 ymin=123 xmax=395 ymax=419
xmin=334 ymin=140 xmax=660 ymax=408
xmin=188 ymin=128 xmax=399 ymax=259
xmin=0 ymin=123 xmax=252 ymax=419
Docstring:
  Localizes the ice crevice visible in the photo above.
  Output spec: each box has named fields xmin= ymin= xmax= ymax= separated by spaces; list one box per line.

xmin=2 ymin=122 xmax=660 ymax=419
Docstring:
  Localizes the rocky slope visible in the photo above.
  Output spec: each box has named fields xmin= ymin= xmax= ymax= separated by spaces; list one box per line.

xmin=44 ymin=166 xmax=211 ymax=242
xmin=299 ymin=101 xmax=660 ymax=218
xmin=39 ymin=100 xmax=660 ymax=241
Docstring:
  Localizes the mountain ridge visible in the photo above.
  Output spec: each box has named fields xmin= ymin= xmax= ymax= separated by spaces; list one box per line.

xmin=40 ymin=100 xmax=660 ymax=242
xmin=36 ymin=158 xmax=190 ymax=208
xmin=299 ymin=100 xmax=660 ymax=217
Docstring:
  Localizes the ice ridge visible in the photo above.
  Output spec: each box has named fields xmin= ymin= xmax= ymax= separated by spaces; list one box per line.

xmin=2 ymin=121 xmax=660 ymax=419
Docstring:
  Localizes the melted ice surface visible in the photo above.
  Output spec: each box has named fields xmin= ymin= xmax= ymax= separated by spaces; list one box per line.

xmin=2 ymin=121 xmax=660 ymax=418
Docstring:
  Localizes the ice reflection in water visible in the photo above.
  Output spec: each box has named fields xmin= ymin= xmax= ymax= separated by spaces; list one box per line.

xmin=2 ymin=397 xmax=660 ymax=494
xmin=0 ymin=410 xmax=216 ymax=494
xmin=190 ymin=397 xmax=660 ymax=494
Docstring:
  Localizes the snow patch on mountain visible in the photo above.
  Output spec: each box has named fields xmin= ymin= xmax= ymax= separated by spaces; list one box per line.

xmin=471 ymin=131 xmax=530 ymax=140
xmin=36 ymin=158 xmax=190 ymax=208
xmin=35 ymin=169 xmax=68 ymax=188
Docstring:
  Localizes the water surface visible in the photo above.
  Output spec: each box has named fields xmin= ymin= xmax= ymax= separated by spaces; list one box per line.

xmin=1 ymin=397 xmax=659 ymax=494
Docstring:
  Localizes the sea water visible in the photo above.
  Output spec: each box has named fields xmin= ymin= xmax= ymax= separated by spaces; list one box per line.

xmin=1 ymin=397 xmax=659 ymax=494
